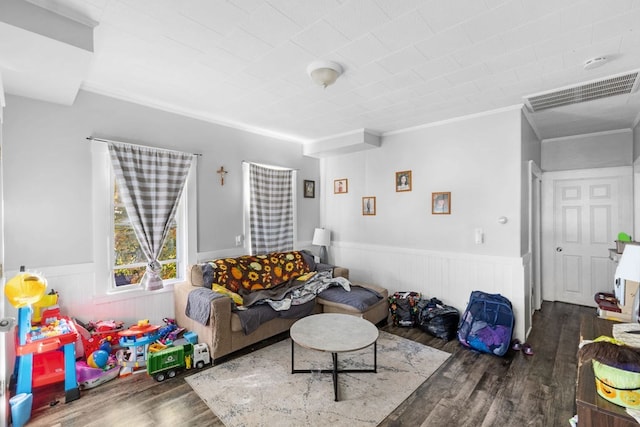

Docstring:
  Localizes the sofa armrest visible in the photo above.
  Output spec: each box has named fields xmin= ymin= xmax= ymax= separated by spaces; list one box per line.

xmin=351 ymin=281 xmax=388 ymax=298
xmin=333 ymin=266 xmax=349 ymax=280
xmin=173 ymin=281 xmax=233 ymax=359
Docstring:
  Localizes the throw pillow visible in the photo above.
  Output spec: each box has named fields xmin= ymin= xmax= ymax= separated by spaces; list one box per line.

xmin=211 ymin=284 xmax=243 ymax=306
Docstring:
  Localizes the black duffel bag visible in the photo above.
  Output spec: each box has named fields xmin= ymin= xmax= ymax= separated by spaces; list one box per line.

xmin=418 ymin=298 xmax=460 ymax=341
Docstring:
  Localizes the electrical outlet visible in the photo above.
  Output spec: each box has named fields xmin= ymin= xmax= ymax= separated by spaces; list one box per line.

xmin=235 ymin=235 xmax=242 ymax=246
xmin=475 ymin=228 xmax=484 ymax=244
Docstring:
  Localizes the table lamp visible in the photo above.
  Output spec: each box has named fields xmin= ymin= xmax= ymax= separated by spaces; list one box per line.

xmin=614 ymin=244 xmax=640 ymax=318
xmin=312 ymin=228 xmax=331 ymax=264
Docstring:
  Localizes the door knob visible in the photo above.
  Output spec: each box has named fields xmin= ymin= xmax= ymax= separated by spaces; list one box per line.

xmin=556 ymin=247 xmax=563 ymax=252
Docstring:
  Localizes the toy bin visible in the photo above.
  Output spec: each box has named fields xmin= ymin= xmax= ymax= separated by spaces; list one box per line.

xmin=32 ymin=350 xmax=65 ymax=388
xmin=593 ymin=360 xmax=640 ymax=408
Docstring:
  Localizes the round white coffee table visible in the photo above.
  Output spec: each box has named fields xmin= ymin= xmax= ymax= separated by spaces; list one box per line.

xmin=290 ymin=313 xmax=379 ymax=401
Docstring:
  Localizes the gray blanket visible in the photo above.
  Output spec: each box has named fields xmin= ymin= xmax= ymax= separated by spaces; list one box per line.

xmin=243 ymin=270 xmax=350 ymax=311
xmin=185 ymin=287 xmax=226 ymax=325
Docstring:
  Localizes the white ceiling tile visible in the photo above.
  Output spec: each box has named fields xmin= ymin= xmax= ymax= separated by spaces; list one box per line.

xmin=238 ymin=3 xmax=301 ymax=47
xmin=444 ymin=63 xmax=489 ymax=85
xmin=577 ymin=0 xmax=634 ymax=22
xmin=373 ymin=11 xmax=433 ymax=51
xmin=473 ymin=69 xmax=519 ymax=91
xmin=363 ymin=87 xmax=397 ymax=105
xmin=219 ymin=28 xmax=273 ymax=61
xmin=228 ymin=0 xmax=263 ymax=14
xmin=267 ymin=0 xmax=344 ymax=27
xmin=412 ymin=56 xmax=461 ymax=81
xmin=327 ymin=90 xmax=366 ymax=108
xmin=219 ymin=28 xmax=274 ymax=61
xmin=378 ymin=70 xmax=424 ymax=92
xmin=499 ymin=13 xmax=564 ymax=53
xmin=324 ymin=0 xmax=390 ymax=39
xmin=99 ymin=1 xmax=167 ymax=42
xmin=334 ymin=34 xmax=391 ymax=68
xmin=417 ymin=0 xmax=489 ymax=34
xmin=592 ymin=9 xmax=640 ymax=43
xmin=350 ymin=81 xmax=392 ymax=99
xmin=519 ymin=0 xmax=578 ymax=21
xmin=513 ymin=55 xmax=563 ymax=82
xmin=198 ymin=45 xmax=250 ymax=75
xmin=619 ymin=29 xmax=640 ymax=52
xmin=451 ymin=36 xmax=506 ymax=68
xmin=243 ymin=42 xmax=314 ymax=79
xmin=414 ymin=26 xmax=473 ymax=60
xmin=373 ymin=0 xmax=423 ymax=19
xmin=291 ymin=19 xmax=350 ymax=57
xmin=533 ymin=27 xmax=592 ymax=60
xmin=344 ymin=62 xmax=392 ymax=87
xmin=483 ymin=47 xmax=538 ymax=74
xmin=118 ymin=0 xmax=179 ymax=21
xmin=409 ymin=78 xmax=451 ymax=97
xmin=280 ymin=67 xmax=319 ymax=89
xmin=461 ymin=0 xmax=527 ymax=42
xmin=376 ymin=46 xmax=428 ymax=75
xmin=179 ymin=0 xmax=248 ymax=36
xmin=260 ymin=78 xmax=306 ymax=98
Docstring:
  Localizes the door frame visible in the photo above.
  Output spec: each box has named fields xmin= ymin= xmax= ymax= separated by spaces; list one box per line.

xmin=528 ymin=160 xmax=542 ymax=311
xmin=541 ymin=166 xmax=633 ymax=303
xmin=0 ymin=77 xmax=6 ymax=427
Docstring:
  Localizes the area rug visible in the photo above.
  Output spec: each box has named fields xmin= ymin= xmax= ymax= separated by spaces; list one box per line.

xmin=185 ymin=331 xmax=450 ymax=427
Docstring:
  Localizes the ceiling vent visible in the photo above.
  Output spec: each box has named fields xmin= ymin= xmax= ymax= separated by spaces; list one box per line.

xmin=524 ymin=70 xmax=640 ymax=112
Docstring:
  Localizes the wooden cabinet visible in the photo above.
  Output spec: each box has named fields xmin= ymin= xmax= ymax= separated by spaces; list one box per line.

xmin=577 ymin=315 xmax=638 ymax=426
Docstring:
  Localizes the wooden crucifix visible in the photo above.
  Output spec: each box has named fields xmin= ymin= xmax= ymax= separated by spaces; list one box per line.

xmin=216 ymin=166 xmax=228 ymax=186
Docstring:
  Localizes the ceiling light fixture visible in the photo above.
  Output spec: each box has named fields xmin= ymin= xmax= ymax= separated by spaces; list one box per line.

xmin=307 ymin=60 xmax=343 ymax=88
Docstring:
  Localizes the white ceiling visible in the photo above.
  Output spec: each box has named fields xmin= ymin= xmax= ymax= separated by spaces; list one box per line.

xmin=7 ymin=0 xmax=640 ymax=143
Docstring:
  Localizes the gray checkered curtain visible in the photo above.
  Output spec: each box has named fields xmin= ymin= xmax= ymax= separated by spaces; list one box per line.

xmin=108 ymin=142 xmax=194 ymax=291
xmin=249 ymin=163 xmax=294 ymax=255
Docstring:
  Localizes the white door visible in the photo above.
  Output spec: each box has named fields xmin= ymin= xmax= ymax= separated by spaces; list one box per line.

xmin=542 ymin=167 xmax=633 ymax=306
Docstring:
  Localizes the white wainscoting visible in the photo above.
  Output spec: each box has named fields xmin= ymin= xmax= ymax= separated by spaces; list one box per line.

xmin=4 ymin=264 xmax=175 ymax=327
xmin=6 ymin=242 xmax=530 ymax=342
xmin=330 ymin=242 xmax=528 ymax=341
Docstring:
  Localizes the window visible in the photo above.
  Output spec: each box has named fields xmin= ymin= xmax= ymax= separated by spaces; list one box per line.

xmin=243 ymin=162 xmax=297 ymax=255
xmin=112 ymin=180 xmax=182 ymax=287
xmin=91 ymin=141 xmax=196 ymax=296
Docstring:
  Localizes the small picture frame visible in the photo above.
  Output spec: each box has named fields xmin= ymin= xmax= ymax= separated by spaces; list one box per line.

xmin=304 ymin=180 xmax=315 ymax=198
xmin=334 ymin=178 xmax=348 ymax=194
xmin=362 ymin=196 xmax=376 ymax=216
xmin=395 ymin=170 xmax=412 ymax=192
xmin=432 ymin=192 xmax=451 ymax=215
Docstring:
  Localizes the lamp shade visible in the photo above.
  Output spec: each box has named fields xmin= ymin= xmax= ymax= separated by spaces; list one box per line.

xmin=615 ymin=244 xmax=640 ymax=307
xmin=312 ymin=228 xmax=331 ymax=247
xmin=616 ymin=244 xmax=640 ymax=282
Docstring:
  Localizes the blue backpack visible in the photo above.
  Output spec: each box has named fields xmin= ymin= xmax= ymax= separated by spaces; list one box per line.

xmin=457 ymin=291 xmax=514 ymax=357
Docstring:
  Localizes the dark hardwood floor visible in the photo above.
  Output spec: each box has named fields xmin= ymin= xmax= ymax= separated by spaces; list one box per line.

xmin=22 ymin=301 xmax=590 ymax=426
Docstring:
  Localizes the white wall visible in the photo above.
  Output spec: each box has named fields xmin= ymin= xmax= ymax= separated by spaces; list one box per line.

xmin=322 ymin=107 xmax=523 ymax=257
xmin=542 ymin=129 xmax=633 ymax=171
xmin=2 ymin=91 xmax=320 ymax=326
xmin=320 ymin=107 xmax=529 ymax=340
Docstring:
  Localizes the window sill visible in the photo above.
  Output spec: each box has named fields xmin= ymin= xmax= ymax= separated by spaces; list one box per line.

xmin=92 ymin=281 xmax=176 ymax=305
